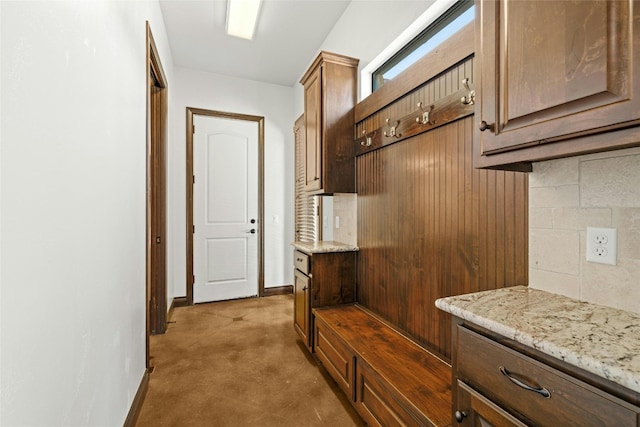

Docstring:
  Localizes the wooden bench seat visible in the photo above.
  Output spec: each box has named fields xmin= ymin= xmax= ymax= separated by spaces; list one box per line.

xmin=313 ymin=304 xmax=452 ymax=427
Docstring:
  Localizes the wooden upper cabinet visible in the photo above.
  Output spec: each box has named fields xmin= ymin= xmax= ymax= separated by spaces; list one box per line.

xmin=475 ymin=0 xmax=640 ymax=170
xmin=304 ymin=68 xmax=322 ymax=192
xmin=300 ymin=51 xmax=359 ymax=194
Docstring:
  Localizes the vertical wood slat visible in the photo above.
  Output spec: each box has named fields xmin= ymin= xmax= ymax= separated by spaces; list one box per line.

xmin=356 ymin=116 xmax=528 ymax=359
xmin=294 ymin=115 xmax=319 ymax=243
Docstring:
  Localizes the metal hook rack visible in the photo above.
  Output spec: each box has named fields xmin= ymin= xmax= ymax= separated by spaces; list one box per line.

xmin=461 ymin=78 xmax=475 ymax=105
xmin=360 ymin=129 xmax=374 ymax=147
xmin=383 ymin=118 xmax=401 ymax=138
xmin=416 ymin=102 xmax=435 ymax=125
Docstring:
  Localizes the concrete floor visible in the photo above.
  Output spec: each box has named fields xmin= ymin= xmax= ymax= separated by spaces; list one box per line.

xmin=136 ymin=294 xmax=365 ymax=426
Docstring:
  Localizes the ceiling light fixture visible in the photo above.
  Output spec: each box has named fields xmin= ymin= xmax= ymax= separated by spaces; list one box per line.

xmin=226 ymin=0 xmax=262 ymax=40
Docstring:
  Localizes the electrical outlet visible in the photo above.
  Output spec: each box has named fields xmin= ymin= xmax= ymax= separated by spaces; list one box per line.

xmin=335 ymin=216 xmax=340 ymax=229
xmin=586 ymin=227 xmax=617 ymax=265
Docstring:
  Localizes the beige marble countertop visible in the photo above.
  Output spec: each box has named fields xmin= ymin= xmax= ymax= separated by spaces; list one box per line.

xmin=436 ymin=286 xmax=640 ymax=394
xmin=291 ymin=241 xmax=359 ymax=254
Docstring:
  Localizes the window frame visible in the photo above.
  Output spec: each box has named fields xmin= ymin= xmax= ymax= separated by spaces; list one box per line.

xmin=360 ymin=0 xmax=463 ymax=100
xmin=372 ymin=0 xmax=474 ymax=92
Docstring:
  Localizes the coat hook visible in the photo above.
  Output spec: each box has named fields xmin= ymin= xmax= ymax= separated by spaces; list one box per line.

xmin=360 ymin=129 xmax=373 ymax=147
xmin=416 ymin=102 xmax=435 ymax=125
xmin=383 ymin=118 xmax=401 ymax=138
xmin=461 ymin=78 xmax=475 ymax=105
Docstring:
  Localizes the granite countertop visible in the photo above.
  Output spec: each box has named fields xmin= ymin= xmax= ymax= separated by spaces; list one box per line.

xmin=291 ymin=241 xmax=359 ymax=254
xmin=435 ymin=286 xmax=640 ymax=394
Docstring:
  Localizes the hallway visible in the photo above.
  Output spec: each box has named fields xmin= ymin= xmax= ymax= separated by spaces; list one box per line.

xmin=137 ymin=295 xmax=364 ymax=426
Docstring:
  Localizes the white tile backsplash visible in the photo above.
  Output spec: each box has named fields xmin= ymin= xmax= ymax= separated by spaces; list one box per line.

xmin=529 ymin=147 xmax=640 ymax=314
xmin=581 ymin=154 xmax=640 ymax=208
xmin=529 ymin=185 xmax=580 ymax=208
xmin=332 ymin=193 xmax=357 ymax=246
xmin=530 ymin=229 xmax=581 ymax=275
xmin=552 ymin=208 xmax=611 ymax=230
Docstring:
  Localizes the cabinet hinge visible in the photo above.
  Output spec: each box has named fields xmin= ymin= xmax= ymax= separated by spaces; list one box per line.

xmin=192 ymin=175 xmax=195 ymax=184
xmin=193 ymin=225 xmax=195 ymax=234
xmin=192 ymin=275 xmax=195 ymax=284
xmin=192 ymin=124 xmax=195 ymax=134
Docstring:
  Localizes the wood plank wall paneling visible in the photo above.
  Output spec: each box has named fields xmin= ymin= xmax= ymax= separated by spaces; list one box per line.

xmin=355 ymin=59 xmax=528 ymax=360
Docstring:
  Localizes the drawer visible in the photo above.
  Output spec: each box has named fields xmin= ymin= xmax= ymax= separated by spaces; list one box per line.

xmin=293 ymin=250 xmax=310 ymax=275
xmin=314 ymin=316 xmax=354 ymax=399
xmin=457 ymin=380 xmax=527 ymax=427
xmin=457 ymin=326 xmax=640 ymax=426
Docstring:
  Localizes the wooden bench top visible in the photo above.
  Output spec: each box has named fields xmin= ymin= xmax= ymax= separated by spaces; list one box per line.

xmin=313 ymin=304 xmax=452 ymax=427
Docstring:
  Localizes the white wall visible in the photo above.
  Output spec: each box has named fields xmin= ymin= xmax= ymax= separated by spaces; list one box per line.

xmin=529 ymin=148 xmax=640 ymax=314
xmin=170 ymin=67 xmax=294 ymax=296
xmin=0 ymin=1 xmax=173 ymax=425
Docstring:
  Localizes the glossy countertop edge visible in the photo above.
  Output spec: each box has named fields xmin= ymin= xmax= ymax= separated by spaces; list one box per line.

xmin=291 ymin=241 xmax=359 ymax=253
xmin=435 ymin=286 xmax=640 ymax=394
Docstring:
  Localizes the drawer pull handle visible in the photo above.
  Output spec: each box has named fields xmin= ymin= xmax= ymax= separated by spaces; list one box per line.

xmin=454 ymin=410 xmax=467 ymax=423
xmin=499 ymin=366 xmax=551 ymax=398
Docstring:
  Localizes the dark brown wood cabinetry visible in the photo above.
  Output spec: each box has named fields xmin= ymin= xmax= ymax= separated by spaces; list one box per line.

xmin=293 ymin=268 xmax=310 ymax=347
xmin=452 ymin=320 xmax=640 ymax=426
xmin=292 ymin=249 xmax=356 ymax=350
xmin=300 ymin=51 xmax=359 ymax=194
xmin=314 ymin=314 xmax=355 ymax=399
xmin=314 ymin=305 xmax=451 ymax=427
xmin=475 ymin=0 xmax=640 ymax=170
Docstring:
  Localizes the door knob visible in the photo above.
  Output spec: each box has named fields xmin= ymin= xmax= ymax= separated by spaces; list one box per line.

xmin=479 ymin=121 xmax=494 ymax=132
xmin=250 ymin=219 xmax=256 ymax=224
xmin=245 ymin=229 xmax=256 ymax=234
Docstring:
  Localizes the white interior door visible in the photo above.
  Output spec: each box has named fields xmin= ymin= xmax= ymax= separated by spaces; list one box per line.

xmin=193 ymin=115 xmax=258 ymax=303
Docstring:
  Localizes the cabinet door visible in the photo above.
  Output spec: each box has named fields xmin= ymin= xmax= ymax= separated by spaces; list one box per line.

xmin=355 ymin=361 xmax=427 ymax=427
xmin=456 ymin=381 xmax=527 ymax=427
xmin=314 ymin=318 xmax=355 ymax=400
xmin=293 ymin=269 xmax=310 ymax=347
xmin=304 ymin=67 xmax=322 ymax=192
xmin=476 ymin=0 xmax=639 ymax=157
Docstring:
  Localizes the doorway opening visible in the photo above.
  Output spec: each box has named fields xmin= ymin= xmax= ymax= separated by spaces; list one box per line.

xmin=185 ymin=108 xmax=265 ymax=305
xmin=146 ymin=23 xmax=168 ymax=365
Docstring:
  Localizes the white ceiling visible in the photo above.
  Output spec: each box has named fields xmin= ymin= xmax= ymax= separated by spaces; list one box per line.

xmin=159 ymin=0 xmax=352 ymax=87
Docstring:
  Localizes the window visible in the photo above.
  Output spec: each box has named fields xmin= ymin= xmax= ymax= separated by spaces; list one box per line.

xmin=372 ymin=0 xmax=474 ymax=92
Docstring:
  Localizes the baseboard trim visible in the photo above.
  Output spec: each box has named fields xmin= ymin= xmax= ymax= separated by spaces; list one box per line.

xmin=173 ymin=296 xmax=189 ymax=308
xmin=167 ymin=298 xmax=176 ymax=324
xmin=263 ymin=285 xmax=293 ymax=296
xmin=124 ymin=370 xmax=150 ymax=427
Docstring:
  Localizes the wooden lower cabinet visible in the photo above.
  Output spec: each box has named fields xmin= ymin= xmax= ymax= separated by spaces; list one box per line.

xmin=313 ymin=305 xmax=451 ymax=427
xmin=456 ymin=381 xmax=526 ymax=427
xmin=314 ymin=316 xmax=355 ymax=399
xmin=314 ymin=316 xmax=427 ymax=427
xmin=355 ymin=360 xmax=428 ymax=427
xmin=293 ymin=269 xmax=310 ymax=349
xmin=453 ymin=322 xmax=640 ymax=426
xmin=293 ymin=249 xmax=356 ymax=350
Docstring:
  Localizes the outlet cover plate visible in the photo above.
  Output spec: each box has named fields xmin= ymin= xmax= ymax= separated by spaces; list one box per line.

xmin=586 ymin=227 xmax=617 ymax=265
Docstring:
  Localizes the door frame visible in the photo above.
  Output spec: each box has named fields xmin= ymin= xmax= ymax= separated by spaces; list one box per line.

xmin=146 ymin=23 xmax=168 ymax=362
xmin=186 ymin=108 xmax=265 ymax=305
